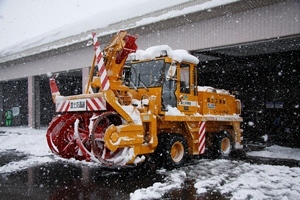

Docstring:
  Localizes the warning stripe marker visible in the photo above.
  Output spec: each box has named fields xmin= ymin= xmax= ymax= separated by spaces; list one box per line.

xmin=198 ymin=121 xmax=206 ymax=154
xmin=92 ymin=32 xmax=110 ymax=91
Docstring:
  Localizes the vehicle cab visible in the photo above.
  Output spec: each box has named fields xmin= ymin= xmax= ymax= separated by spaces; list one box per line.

xmin=124 ymin=45 xmax=200 ymax=115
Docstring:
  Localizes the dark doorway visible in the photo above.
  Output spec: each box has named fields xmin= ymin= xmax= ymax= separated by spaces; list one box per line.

xmin=39 ymin=69 xmax=82 ymax=126
xmin=1 ymin=78 xmax=28 ymax=126
xmin=196 ymin=50 xmax=300 ymax=147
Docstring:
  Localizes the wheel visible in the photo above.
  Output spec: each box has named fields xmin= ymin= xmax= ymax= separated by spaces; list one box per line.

xmin=214 ymin=132 xmax=233 ymax=157
xmin=154 ymin=133 xmax=188 ymax=169
xmin=90 ymin=112 xmax=126 ymax=165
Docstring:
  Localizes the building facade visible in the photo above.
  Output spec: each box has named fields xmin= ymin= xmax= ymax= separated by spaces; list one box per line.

xmin=0 ymin=0 xmax=299 ymax=145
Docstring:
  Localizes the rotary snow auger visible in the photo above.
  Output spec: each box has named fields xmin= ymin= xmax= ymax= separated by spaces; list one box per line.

xmin=47 ymin=30 xmax=243 ymax=169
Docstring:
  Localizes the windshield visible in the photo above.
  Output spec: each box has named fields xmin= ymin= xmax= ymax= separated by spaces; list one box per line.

xmin=130 ymin=60 xmax=170 ymax=88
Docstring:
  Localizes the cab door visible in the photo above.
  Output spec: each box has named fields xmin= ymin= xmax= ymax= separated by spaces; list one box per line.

xmin=162 ymin=62 xmax=177 ymax=110
xmin=177 ymin=63 xmax=198 ymax=114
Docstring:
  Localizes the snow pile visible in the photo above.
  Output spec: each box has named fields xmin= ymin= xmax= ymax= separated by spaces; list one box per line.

xmin=0 ymin=127 xmax=54 ymax=173
xmin=192 ymin=159 xmax=300 ymax=199
xmin=129 ymin=159 xmax=300 ymax=199
xmin=106 ymin=147 xmax=135 ymax=165
xmin=220 ymin=163 xmax=300 ymax=199
xmin=165 ymin=105 xmax=184 ymax=116
xmin=0 ymin=155 xmax=54 ymax=174
xmin=121 ymin=105 xmax=142 ymax=124
xmin=131 ymin=45 xmax=173 ymax=60
xmin=198 ymin=86 xmax=230 ymax=94
xmin=247 ymin=145 xmax=300 ymax=161
xmin=0 ymin=127 xmax=50 ymax=156
xmin=130 ymin=169 xmax=186 ymax=200
xmin=0 ymin=127 xmax=103 ymax=173
xmin=130 ymin=45 xmax=199 ymax=64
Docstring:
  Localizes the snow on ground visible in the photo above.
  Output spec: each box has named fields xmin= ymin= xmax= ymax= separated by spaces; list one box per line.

xmin=0 ymin=127 xmax=49 ymax=156
xmin=247 ymin=145 xmax=300 ymax=161
xmin=0 ymin=127 xmax=101 ymax=174
xmin=1 ymin=126 xmax=300 ymax=199
xmin=0 ymin=127 xmax=54 ymax=173
xmin=131 ymin=159 xmax=300 ymax=200
xmin=134 ymin=159 xmax=300 ymax=200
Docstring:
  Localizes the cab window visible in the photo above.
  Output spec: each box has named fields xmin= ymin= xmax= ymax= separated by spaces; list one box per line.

xmin=180 ymin=64 xmax=190 ymax=93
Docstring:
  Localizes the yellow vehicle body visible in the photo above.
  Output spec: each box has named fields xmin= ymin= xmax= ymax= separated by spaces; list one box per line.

xmin=47 ymin=31 xmax=243 ymax=168
xmin=117 ymin=58 xmax=242 ymax=163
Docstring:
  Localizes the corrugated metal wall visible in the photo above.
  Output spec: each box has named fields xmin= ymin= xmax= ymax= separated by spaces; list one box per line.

xmin=137 ymin=0 xmax=300 ymax=51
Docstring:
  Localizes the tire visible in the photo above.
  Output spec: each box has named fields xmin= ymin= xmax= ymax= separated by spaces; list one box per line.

xmin=214 ymin=132 xmax=233 ymax=157
xmin=154 ymin=133 xmax=188 ymax=170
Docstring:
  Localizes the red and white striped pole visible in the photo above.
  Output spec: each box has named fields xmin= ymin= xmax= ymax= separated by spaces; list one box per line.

xmin=49 ymin=74 xmax=61 ymax=102
xmin=92 ymin=32 xmax=110 ymax=91
xmin=198 ymin=121 xmax=206 ymax=154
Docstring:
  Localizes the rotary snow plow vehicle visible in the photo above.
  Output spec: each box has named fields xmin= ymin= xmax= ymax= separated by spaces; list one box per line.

xmin=46 ymin=30 xmax=243 ymax=169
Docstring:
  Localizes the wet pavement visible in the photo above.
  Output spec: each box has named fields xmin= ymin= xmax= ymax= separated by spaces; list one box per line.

xmin=0 ymin=157 xmax=164 ymax=200
xmin=0 ymin=150 xmax=299 ymax=200
xmin=0 ymin=151 xmax=229 ymax=200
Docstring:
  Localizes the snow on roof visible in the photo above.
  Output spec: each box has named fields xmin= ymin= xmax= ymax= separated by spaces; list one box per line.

xmin=0 ymin=0 xmax=239 ymax=62
xmin=130 ymin=45 xmax=199 ymax=64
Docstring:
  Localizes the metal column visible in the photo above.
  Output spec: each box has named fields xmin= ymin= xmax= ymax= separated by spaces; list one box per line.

xmin=28 ymin=76 xmax=41 ymax=128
